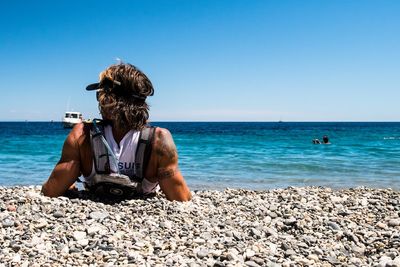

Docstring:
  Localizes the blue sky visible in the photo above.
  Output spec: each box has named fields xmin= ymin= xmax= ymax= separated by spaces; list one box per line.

xmin=0 ymin=0 xmax=399 ymax=121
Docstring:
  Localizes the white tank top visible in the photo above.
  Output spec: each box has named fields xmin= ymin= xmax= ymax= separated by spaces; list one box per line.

xmin=84 ymin=125 xmax=159 ymax=194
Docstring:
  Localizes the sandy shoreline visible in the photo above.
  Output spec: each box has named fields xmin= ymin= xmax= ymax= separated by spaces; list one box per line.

xmin=1 ymin=186 xmax=399 ymax=266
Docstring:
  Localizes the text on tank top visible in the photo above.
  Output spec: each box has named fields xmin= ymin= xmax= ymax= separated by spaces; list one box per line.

xmin=103 ymin=125 xmax=140 ymax=177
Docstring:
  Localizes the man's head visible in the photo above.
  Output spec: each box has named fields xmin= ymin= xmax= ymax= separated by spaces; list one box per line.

xmin=87 ymin=63 xmax=154 ymax=131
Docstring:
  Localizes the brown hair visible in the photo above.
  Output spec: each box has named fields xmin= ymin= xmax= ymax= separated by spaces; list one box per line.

xmin=97 ymin=63 xmax=154 ymax=131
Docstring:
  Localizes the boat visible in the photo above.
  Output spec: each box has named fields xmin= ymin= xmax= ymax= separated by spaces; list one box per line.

xmin=62 ymin=111 xmax=83 ymax=128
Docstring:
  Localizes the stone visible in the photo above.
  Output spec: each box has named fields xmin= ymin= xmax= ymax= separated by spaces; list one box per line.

xmin=388 ymin=219 xmax=400 ymax=227
xmin=135 ymin=241 xmax=146 ymax=247
xmin=391 ymin=257 xmax=400 ymax=267
xmin=212 ymin=250 xmax=223 ymax=257
xmin=245 ymin=249 xmax=256 ymax=259
xmin=226 ymin=248 xmax=239 ymax=261
xmin=73 ymin=231 xmax=87 ymax=241
xmin=377 ymin=222 xmax=387 ymax=229
xmin=12 ymin=253 xmax=21 ymax=263
xmin=7 ymin=205 xmax=17 ymax=212
xmin=377 ymin=256 xmax=392 ymax=267
xmin=89 ymin=211 xmax=109 ymax=220
xmin=1 ymin=185 xmax=400 ymax=266
xmin=193 ymin=238 xmax=205 ymax=244
xmin=283 ymin=217 xmax=297 ymax=226
xmin=77 ymin=239 xmax=89 ymax=247
xmin=266 ymin=262 xmax=282 ymax=267
xmin=330 ymin=196 xmax=347 ymax=203
xmin=251 ymin=228 xmax=261 ymax=237
xmin=61 ymin=245 xmax=69 ymax=254
xmin=2 ymin=218 xmax=14 ymax=227
xmin=351 ymin=245 xmax=365 ymax=255
xmin=307 ymin=254 xmax=319 ymax=262
xmin=11 ymin=244 xmax=21 ymax=252
xmin=245 ymin=261 xmax=260 ymax=267
xmin=327 ymin=221 xmax=341 ymax=230
xmin=53 ymin=210 xmax=64 ymax=218
xmin=197 ymin=249 xmax=208 ymax=258
xmin=87 ymin=225 xmax=102 ymax=235
xmin=160 ymin=221 xmax=172 ymax=229
xmin=349 ymin=257 xmax=362 ymax=265
xmin=35 ymin=219 xmax=47 ymax=229
xmin=284 ymin=249 xmax=296 ymax=257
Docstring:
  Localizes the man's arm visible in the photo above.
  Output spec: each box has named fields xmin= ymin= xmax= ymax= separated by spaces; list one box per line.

xmin=41 ymin=124 xmax=82 ymax=197
xmin=155 ymin=128 xmax=191 ymax=201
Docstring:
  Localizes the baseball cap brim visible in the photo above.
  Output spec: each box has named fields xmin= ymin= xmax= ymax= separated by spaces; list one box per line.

xmin=86 ymin=83 xmax=101 ymax=91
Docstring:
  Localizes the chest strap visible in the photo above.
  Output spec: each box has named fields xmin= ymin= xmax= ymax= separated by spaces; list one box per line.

xmin=134 ymin=126 xmax=156 ymax=181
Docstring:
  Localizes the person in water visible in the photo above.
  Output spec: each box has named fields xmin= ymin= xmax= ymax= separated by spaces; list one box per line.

xmin=322 ymin=135 xmax=330 ymax=144
xmin=42 ymin=63 xmax=192 ymax=201
xmin=313 ymin=135 xmax=330 ymax=144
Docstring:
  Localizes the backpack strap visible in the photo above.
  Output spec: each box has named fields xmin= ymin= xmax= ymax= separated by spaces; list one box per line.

xmin=134 ymin=126 xmax=156 ymax=181
xmin=89 ymin=119 xmax=111 ymax=174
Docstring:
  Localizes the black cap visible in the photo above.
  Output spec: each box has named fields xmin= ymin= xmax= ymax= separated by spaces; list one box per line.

xmin=86 ymin=82 xmax=102 ymax=91
xmin=85 ymin=79 xmax=151 ymax=101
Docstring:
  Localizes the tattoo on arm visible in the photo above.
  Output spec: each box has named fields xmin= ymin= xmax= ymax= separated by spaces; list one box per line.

xmin=156 ymin=131 xmax=178 ymax=161
xmin=155 ymin=130 xmax=179 ymax=181
xmin=157 ymin=167 xmax=178 ymax=180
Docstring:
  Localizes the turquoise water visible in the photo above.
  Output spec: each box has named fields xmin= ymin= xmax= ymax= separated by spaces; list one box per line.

xmin=0 ymin=122 xmax=399 ymax=190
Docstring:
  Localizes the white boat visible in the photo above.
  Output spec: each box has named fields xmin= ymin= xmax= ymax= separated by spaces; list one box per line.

xmin=62 ymin=111 xmax=83 ymax=128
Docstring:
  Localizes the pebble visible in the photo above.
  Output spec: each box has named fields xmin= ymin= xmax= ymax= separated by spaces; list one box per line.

xmin=250 ymin=228 xmax=261 ymax=237
xmin=284 ymin=249 xmax=296 ymax=257
xmin=159 ymin=221 xmax=172 ymax=229
xmin=283 ymin=217 xmax=297 ymax=226
xmin=89 ymin=211 xmax=109 ymax=220
xmin=11 ymin=244 xmax=21 ymax=252
xmin=193 ymin=238 xmax=205 ymax=244
xmin=377 ymin=256 xmax=392 ymax=267
xmin=307 ymin=254 xmax=319 ymax=261
xmin=245 ymin=249 xmax=255 ymax=258
xmin=7 ymin=205 xmax=17 ymax=212
xmin=196 ymin=249 xmax=208 ymax=258
xmin=87 ymin=225 xmax=102 ymax=235
xmin=327 ymin=221 xmax=341 ymax=230
xmin=77 ymin=239 xmax=89 ymax=247
xmin=245 ymin=261 xmax=260 ymax=267
xmin=391 ymin=257 xmax=400 ymax=267
xmin=388 ymin=219 xmax=400 ymax=227
xmin=377 ymin=222 xmax=387 ymax=229
xmin=73 ymin=231 xmax=87 ymax=241
xmin=135 ymin=241 xmax=146 ymax=247
xmin=349 ymin=257 xmax=362 ymax=265
xmin=12 ymin=253 xmax=21 ymax=263
xmin=53 ymin=210 xmax=64 ymax=218
xmin=0 ymin=186 xmax=399 ymax=266
xmin=34 ymin=219 xmax=47 ymax=229
xmin=2 ymin=218 xmax=14 ymax=227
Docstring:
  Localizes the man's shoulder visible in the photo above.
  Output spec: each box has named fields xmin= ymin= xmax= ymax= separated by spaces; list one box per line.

xmin=152 ymin=127 xmax=177 ymax=160
xmin=70 ymin=122 xmax=91 ymax=144
xmin=153 ymin=127 xmax=173 ymax=144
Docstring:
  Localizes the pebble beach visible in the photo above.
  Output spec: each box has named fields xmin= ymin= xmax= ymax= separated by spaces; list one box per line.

xmin=1 ymin=186 xmax=400 ymax=267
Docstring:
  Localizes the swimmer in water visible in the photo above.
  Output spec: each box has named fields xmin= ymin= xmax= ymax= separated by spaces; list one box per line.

xmin=322 ymin=135 xmax=331 ymax=144
xmin=312 ymin=139 xmax=321 ymax=144
xmin=313 ymin=135 xmax=331 ymax=144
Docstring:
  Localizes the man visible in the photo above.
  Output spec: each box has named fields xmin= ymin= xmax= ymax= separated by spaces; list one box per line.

xmin=42 ymin=63 xmax=191 ymax=201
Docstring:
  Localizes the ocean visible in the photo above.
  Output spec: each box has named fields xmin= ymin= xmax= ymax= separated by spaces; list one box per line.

xmin=0 ymin=122 xmax=399 ymax=190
